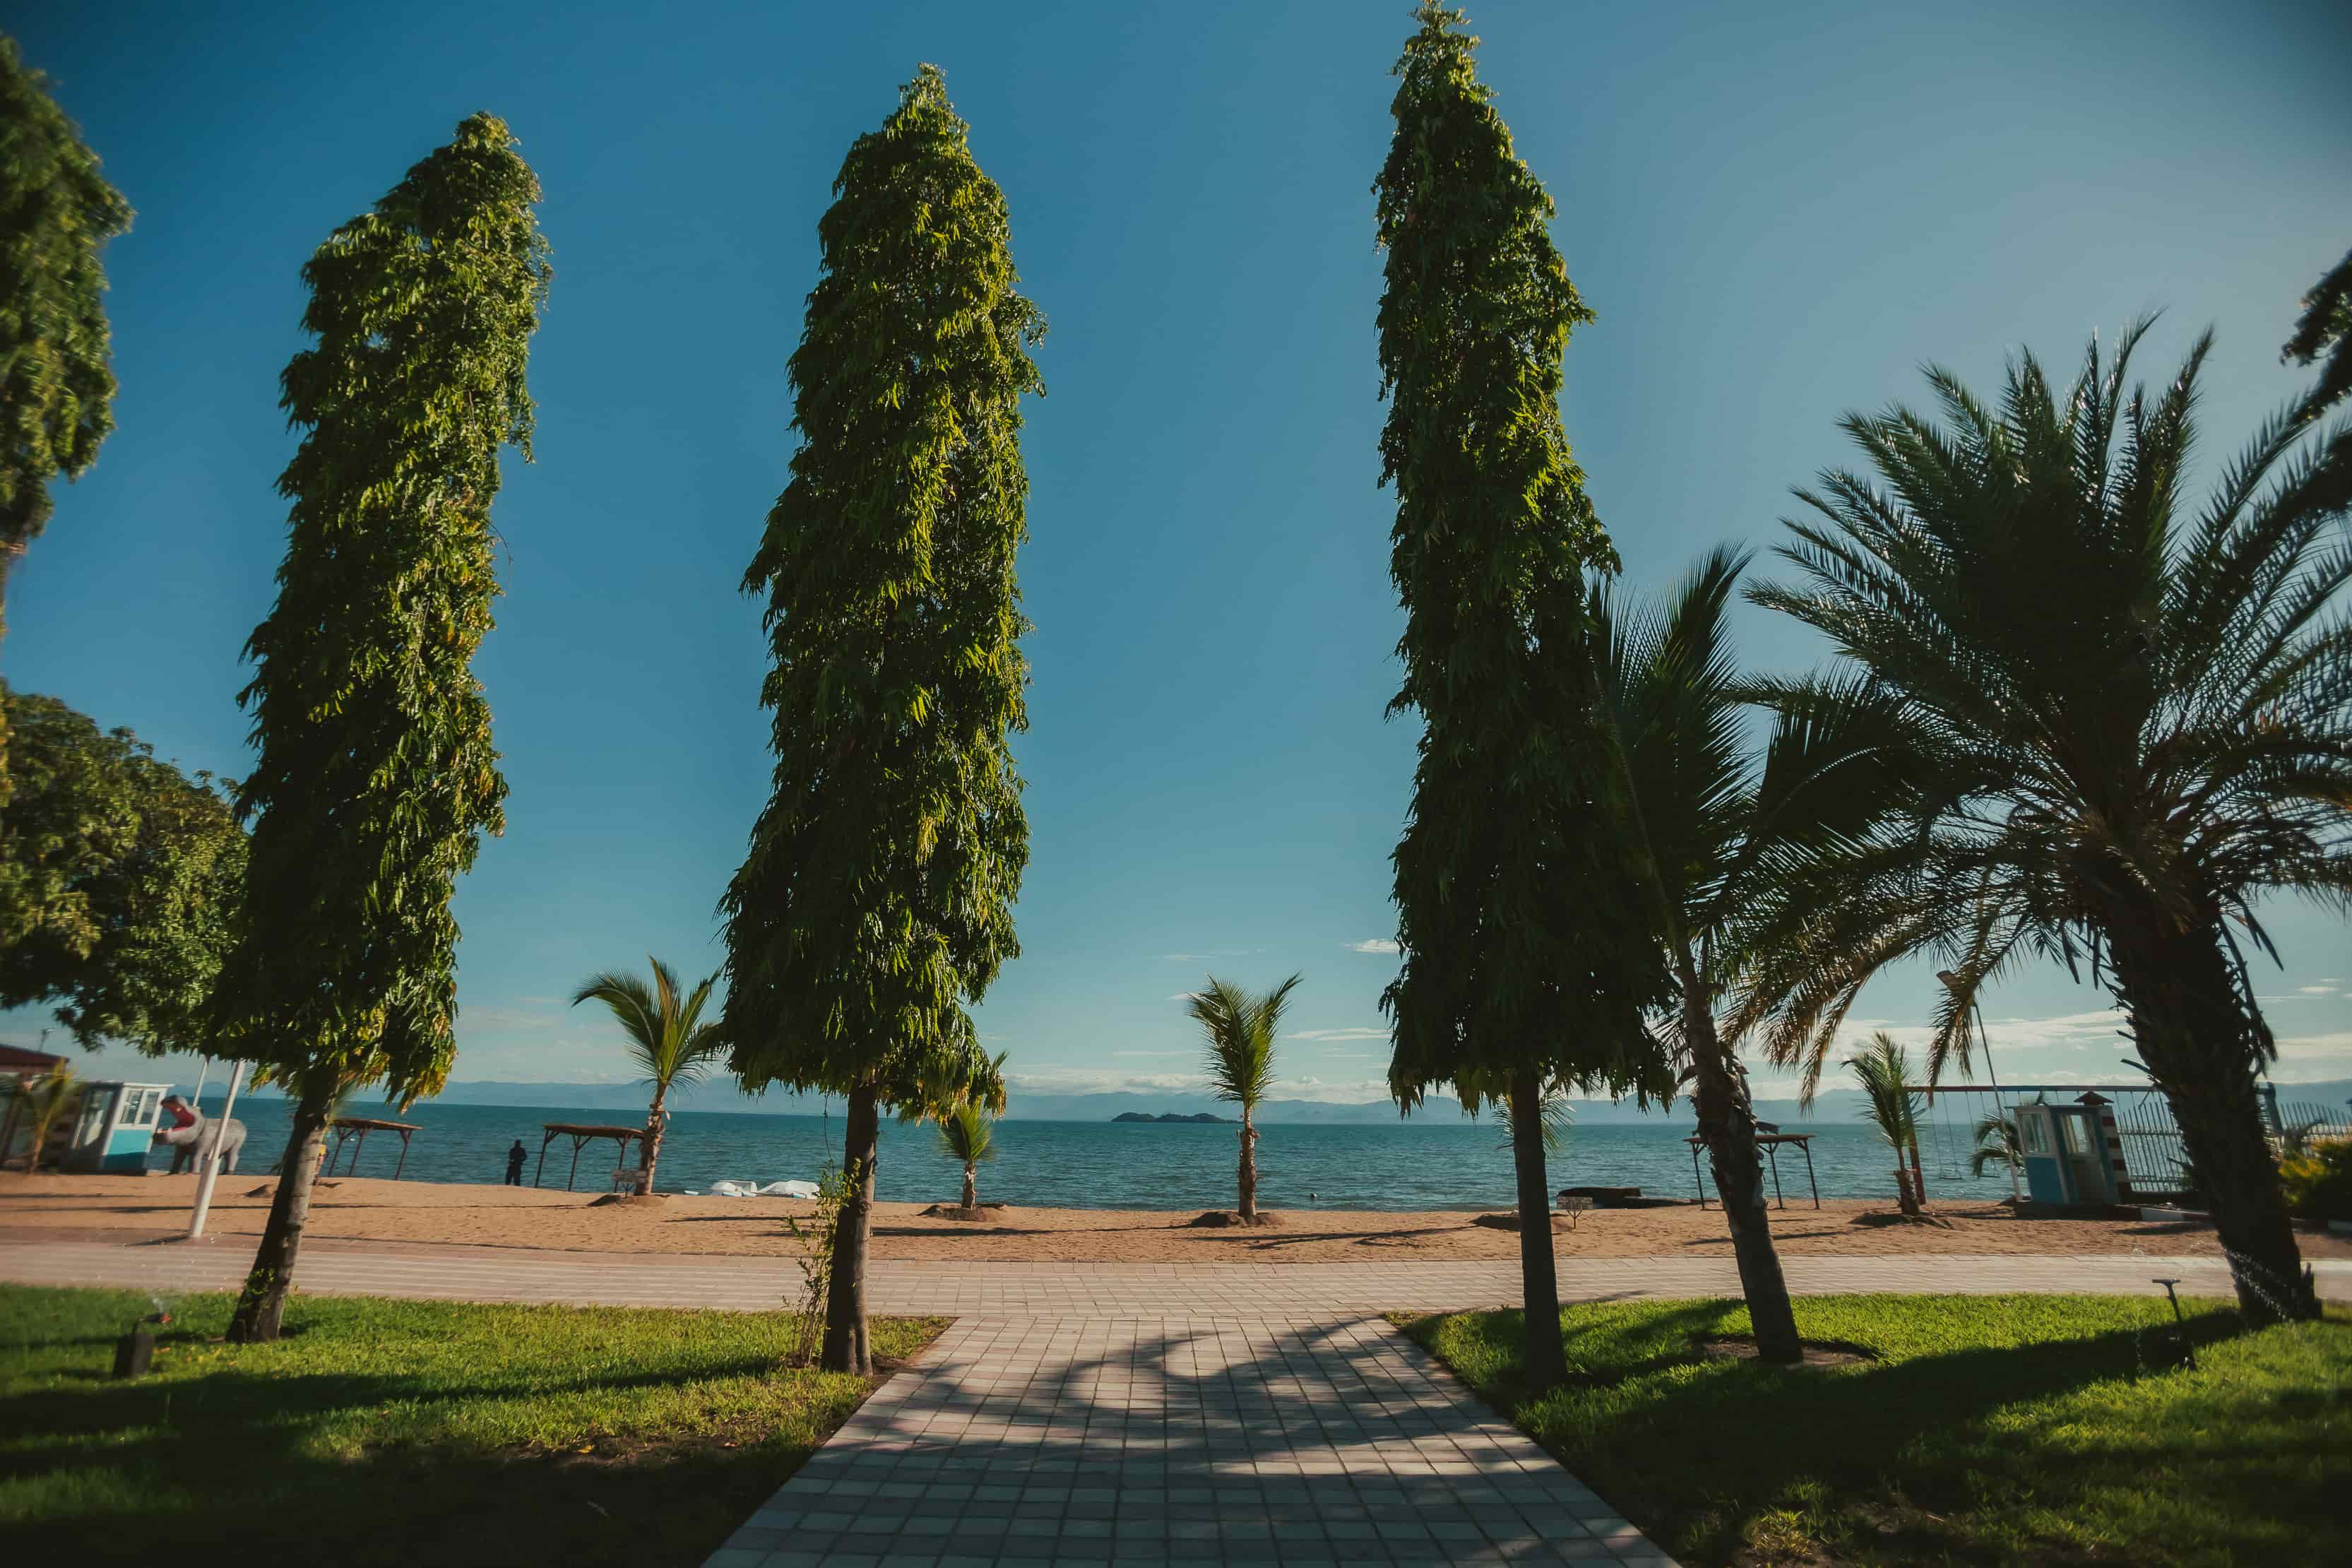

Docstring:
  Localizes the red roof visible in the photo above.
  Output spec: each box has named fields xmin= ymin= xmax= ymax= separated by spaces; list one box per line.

xmin=0 ymin=1045 xmax=67 ymax=1074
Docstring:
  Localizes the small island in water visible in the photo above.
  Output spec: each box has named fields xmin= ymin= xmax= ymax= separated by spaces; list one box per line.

xmin=1111 ymin=1111 xmax=1232 ymax=1124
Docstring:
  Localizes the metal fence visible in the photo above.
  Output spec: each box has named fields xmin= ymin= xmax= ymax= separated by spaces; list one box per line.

xmin=2277 ymin=1098 xmax=2352 ymax=1152
xmin=1924 ymin=1083 xmax=2351 ymax=1199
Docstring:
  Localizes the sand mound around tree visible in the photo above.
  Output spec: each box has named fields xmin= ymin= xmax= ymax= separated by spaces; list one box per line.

xmin=1699 ymin=1334 xmax=1877 ymax=1368
xmin=918 ymin=1202 xmax=1011 ymax=1223
xmin=1472 ymin=1211 xmax=1576 ymax=1233
xmin=1189 ymin=1209 xmax=1281 ymax=1228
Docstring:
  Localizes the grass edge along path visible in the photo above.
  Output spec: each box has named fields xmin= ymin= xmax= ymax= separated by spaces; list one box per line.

xmin=0 ymin=1284 xmax=944 ymax=1567
xmin=1395 ymin=1293 xmax=2351 ymax=1567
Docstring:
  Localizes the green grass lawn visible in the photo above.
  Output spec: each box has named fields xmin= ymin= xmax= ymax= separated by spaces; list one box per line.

xmin=0 ymin=1285 xmax=942 ymax=1567
xmin=1399 ymin=1294 xmax=2351 ymax=1567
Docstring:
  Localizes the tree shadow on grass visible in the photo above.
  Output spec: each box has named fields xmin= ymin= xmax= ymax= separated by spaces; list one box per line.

xmin=6 ymin=1434 xmax=809 ymax=1568
xmin=1455 ymin=1305 xmax=2338 ymax=1566
xmin=0 ymin=1305 xmax=904 ymax=1568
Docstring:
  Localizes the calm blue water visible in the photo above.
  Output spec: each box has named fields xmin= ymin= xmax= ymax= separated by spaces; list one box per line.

xmin=175 ymin=1097 xmax=2007 ymax=1209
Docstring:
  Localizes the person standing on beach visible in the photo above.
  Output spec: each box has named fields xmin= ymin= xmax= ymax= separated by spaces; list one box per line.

xmin=504 ymin=1140 xmax=526 ymax=1187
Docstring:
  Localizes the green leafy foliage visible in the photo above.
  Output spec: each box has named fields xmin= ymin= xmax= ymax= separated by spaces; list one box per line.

xmin=0 ymin=1285 xmax=942 ymax=1565
xmin=10 ymin=1062 xmax=77 ymax=1171
xmin=1374 ymin=5 xmax=1671 ymax=1111
xmin=2283 ymin=247 xmax=2351 ymax=407
xmin=2279 ymin=1137 xmax=2352 ymax=1223
xmin=0 ymin=685 xmax=244 ymax=1055
xmin=0 ymin=37 xmax=131 ymax=621
xmin=1405 ymin=1295 xmax=2352 ymax=1566
xmin=780 ymin=1165 xmax=860 ymax=1365
xmin=720 ymin=65 xmax=1038 ymax=1119
xmin=214 ymin=114 xmax=549 ymax=1108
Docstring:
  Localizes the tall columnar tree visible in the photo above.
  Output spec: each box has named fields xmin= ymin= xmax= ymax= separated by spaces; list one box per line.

xmin=0 ymin=37 xmax=131 ymax=776
xmin=1374 ymin=4 xmax=1674 ymax=1391
xmin=215 ymin=115 xmax=548 ymax=1343
xmin=1747 ymin=323 xmax=2350 ymax=1324
xmin=721 ymin=66 xmax=1040 ymax=1376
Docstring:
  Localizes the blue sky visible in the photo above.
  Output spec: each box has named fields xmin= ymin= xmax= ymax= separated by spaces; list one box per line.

xmin=10 ymin=0 xmax=2350 ymax=1104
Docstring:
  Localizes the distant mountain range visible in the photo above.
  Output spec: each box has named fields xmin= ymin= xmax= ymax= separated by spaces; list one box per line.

xmin=226 ymin=1076 xmax=2350 ymax=1128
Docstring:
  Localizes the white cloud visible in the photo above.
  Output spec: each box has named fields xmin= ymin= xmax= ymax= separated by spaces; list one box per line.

xmin=1159 ymin=948 xmax=1261 ymax=963
xmin=1165 ymin=992 xmax=1199 ymax=1002
xmin=2296 ymin=985 xmax=2339 ymax=996
xmin=1112 ymin=1050 xmax=1190 ymax=1059
xmin=2274 ymin=1031 xmax=2352 ymax=1064
xmin=1006 ymin=1067 xmax=1207 ymax=1095
xmin=1287 ymin=1026 xmax=1390 ymax=1043
xmin=1270 ymin=1075 xmax=1394 ymax=1102
xmin=1348 ymin=939 xmax=1401 ymax=955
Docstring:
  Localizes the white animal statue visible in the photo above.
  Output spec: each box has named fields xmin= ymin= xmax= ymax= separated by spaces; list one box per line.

xmin=153 ymin=1102 xmax=247 ymax=1174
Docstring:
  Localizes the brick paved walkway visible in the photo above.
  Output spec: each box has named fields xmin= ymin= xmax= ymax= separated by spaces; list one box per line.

xmin=708 ymin=1315 xmax=1673 ymax=1567
xmin=6 ymin=1237 xmax=2340 ymax=1313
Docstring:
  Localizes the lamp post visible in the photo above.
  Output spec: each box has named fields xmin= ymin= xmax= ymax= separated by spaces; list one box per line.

xmin=186 ymin=1060 xmax=245 ymax=1240
xmin=1938 ymin=970 xmax=2021 ymax=1201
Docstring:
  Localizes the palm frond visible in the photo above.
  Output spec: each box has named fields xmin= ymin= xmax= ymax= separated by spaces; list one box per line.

xmin=935 ymin=1100 xmax=997 ymax=1164
xmin=1187 ymin=974 xmax=1298 ymax=1110
xmin=573 ymin=956 xmax=727 ymax=1089
xmin=1847 ymin=1032 xmax=1922 ymax=1152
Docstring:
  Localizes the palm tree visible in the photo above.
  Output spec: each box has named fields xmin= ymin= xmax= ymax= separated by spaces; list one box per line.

xmin=1490 ymin=1077 xmax=1573 ymax=1157
xmin=1747 ymin=323 xmax=2348 ymax=1322
xmin=1185 ymin=974 xmax=1300 ymax=1221
xmin=935 ymin=1101 xmax=997 ymax=1209
xmin=1968 ymin=1109 xmax=2022 ymax=1179
xmin=1848 ymin=1034 xmax=1925 ymax=1216
xmin=1589 ymin=546 xmax=1918 ymax=1363
xmin=20 ymin=1064 xmax=80 ymax=1172
xmin=571 ymin=957 xmax=725 ymax=1195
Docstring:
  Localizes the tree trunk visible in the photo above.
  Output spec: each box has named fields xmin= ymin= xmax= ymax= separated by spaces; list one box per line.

xmin=821 ymin=1084 xmax=879 ymax=1373
xmin=641 ymin=1084 xmax=667 ymax=1194
xmin=1686 ymin=1003 xmax=1802 ymax=1365
xmin=1908 ymin=1135 xmax=1928 ymax=1210
xmin=228 ymin=1076 xmax=335 ymax=1343
xmin=1238 ymin=1109 xmax=1258 ymax=1220
xmin=962 ymin=1161 xmax=977 ymax=1210
xmin=2103 ymin=900 xmax=2316 ymax=1324
xmin=1509 ymin=1070 xmax=1569 ymax=1391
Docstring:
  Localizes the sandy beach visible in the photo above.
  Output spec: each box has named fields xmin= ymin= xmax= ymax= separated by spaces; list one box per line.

xmin=5 ymin=1172 xmax=2341 ymax=1264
